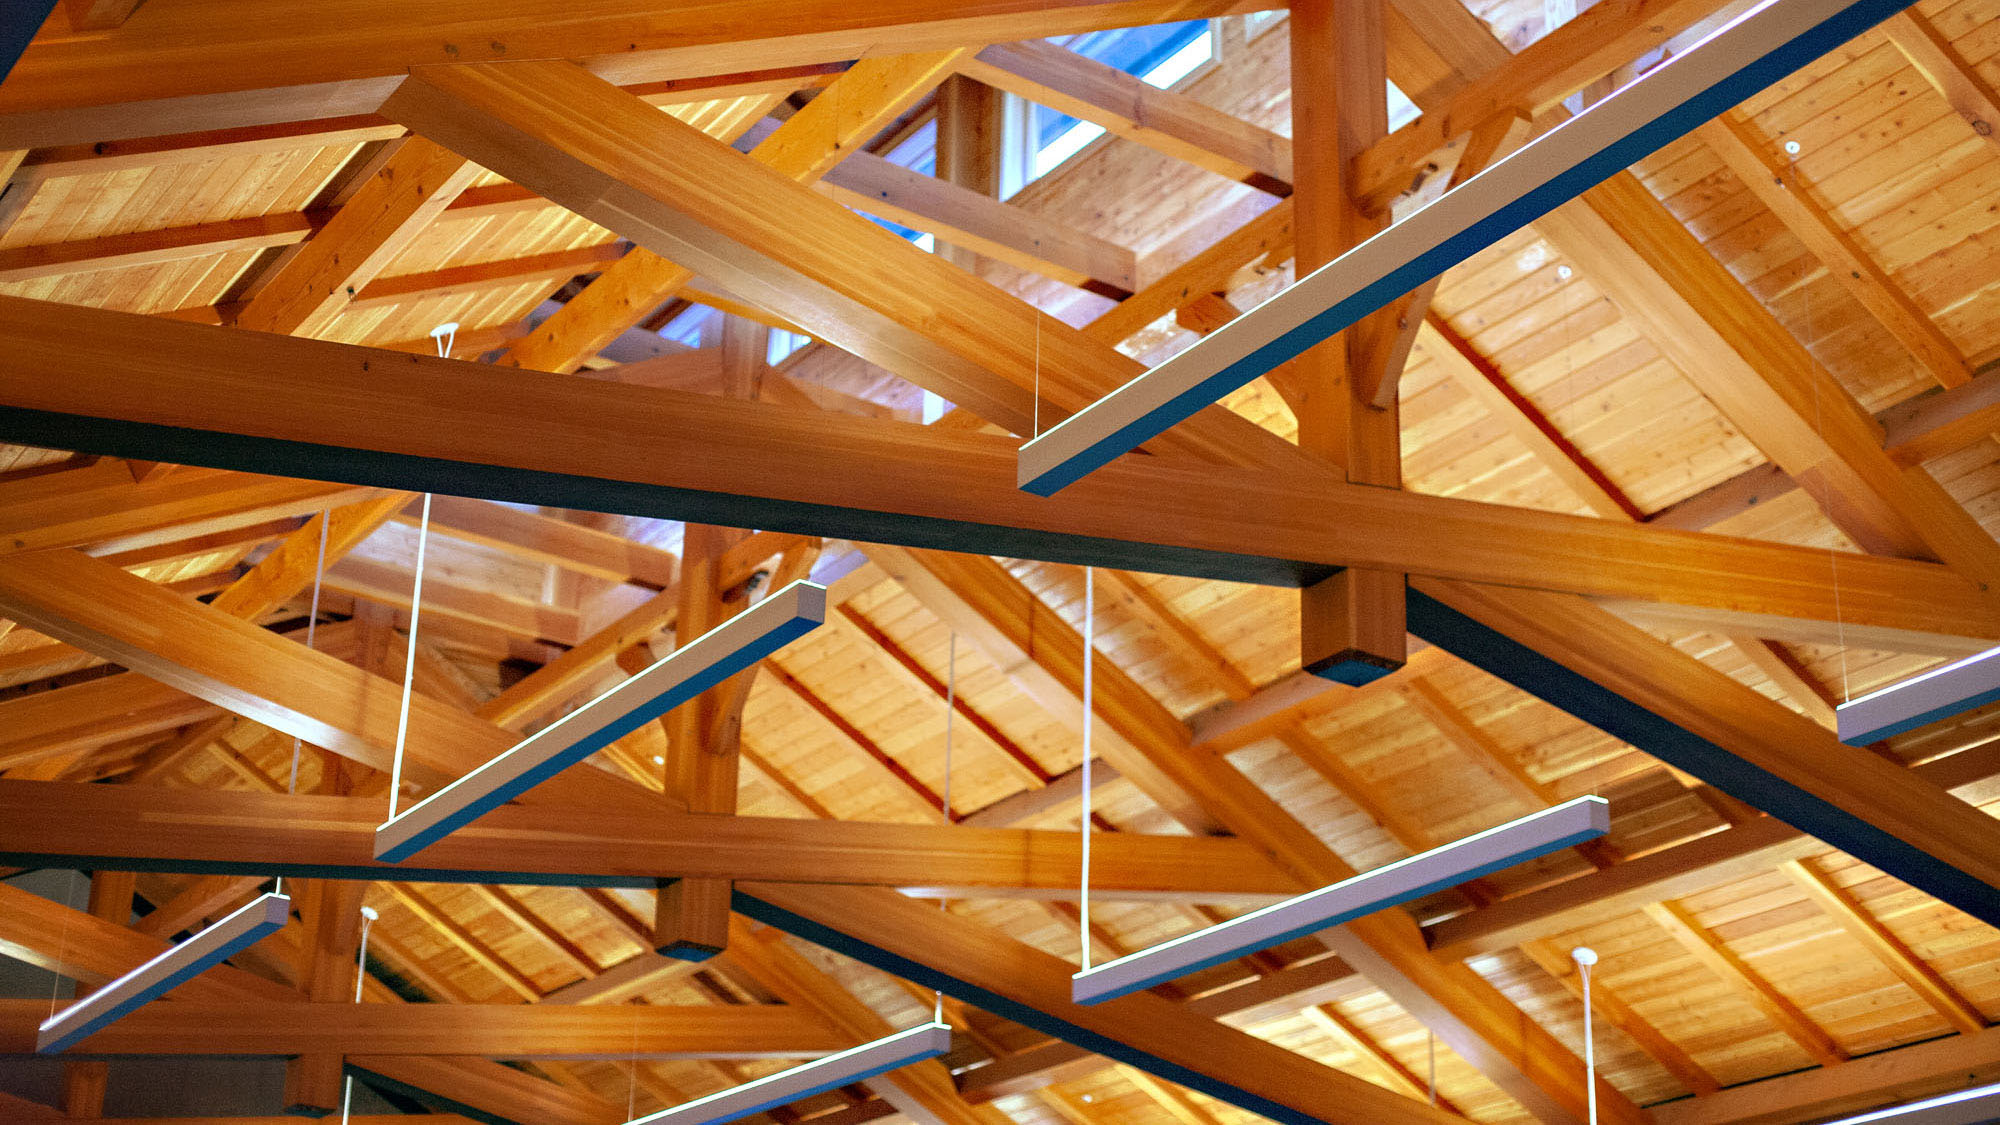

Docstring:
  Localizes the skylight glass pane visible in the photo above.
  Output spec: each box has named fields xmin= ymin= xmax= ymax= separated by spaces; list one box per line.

xmin=1027 ymin=21 xmax=1213 ymax=182
xmin=767 ymin=328 xmax=810 ymax=365
xmin=1387 ymin=79 xmax=1420 ymax=131
xmin=658 ymin=305 xmax=710 ymax=347
xmin=885 ymin=118 xmax=938 ymax=176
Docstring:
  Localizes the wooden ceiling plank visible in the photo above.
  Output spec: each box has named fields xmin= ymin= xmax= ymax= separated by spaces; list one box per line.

xmin=1644 ymin=898 xmax=1849 ymax=1068
xmin=235 ymin=135 xmax=480 ymax=338
xmin=6 ymin=299 xmax=1993 ymax=641
xmin=1696 ymin=111 xmax=1974 ymax=390
xmin=957 ymin=40 xmax=1292 ymax=193
xmin=382 ymin=882 xmax=542 ymax=1001
xmin=0 ymin=212 xmax=321 ymax=283
xmin=0 ymin=780 xmax=1304 ymax=899
xmin=0 ymin=998 xmax=847 ymax=1057
xmin=501 ymin=50 xmax=962 ymax=377
xmin=1520 ymin=939 xmax=1721 ymax=1097
xmin=1297 ymin=1004 xmax=1462 ymax=1112
xmin=346 ymin=242 xmax=627 ymax=311
xmin=736 ymin=882 xmax=1461 ymax=1125
xmin=1721 ymin=635 xmax=1839 ymax=730
xmin=1534 ymin=170 xmax=2000 ymax=583
xmin=1882 ymin=9 xmax=2000 ymax=159
xmin=1779 ymin=857 xmax=1988 ymax=1036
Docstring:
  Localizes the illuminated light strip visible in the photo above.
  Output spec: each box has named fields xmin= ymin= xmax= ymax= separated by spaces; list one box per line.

xmin=376 ymin=579 xmax=827 ymax=862
xmin=1016 ymin=0 xmax=1915 ymax=496
xmin=1071 ymin=797 xmax=1609 ymax=1005
xmin=1821 ymin=1080 xmax=2000 ymax=1124
xmin=38 ymin=892 xmax=291 ymax=1053
xmin=626 ymin=1022 xmax=952 ymax=1125
xmin=1837 ymin=645 xmax=2000 ymax=746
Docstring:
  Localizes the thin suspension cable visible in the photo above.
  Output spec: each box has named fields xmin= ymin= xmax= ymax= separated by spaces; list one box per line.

xmin=386 ymin=494 xmax=433 ymax=819
xmin=275 ymin=508 xmax=333 ymax=898
xmin=936 ymin=632 xmax=956 ymax=1026
xmin=1582 ymin=959 xmax=1598 ymax=1125
xmin=339 ymin=905 xmax=377 ymax=1125
xmin=1080 ymin=566 xmax=1094 ymax=970
xmin=1787 ymin=140 xmax=1852 ymax=702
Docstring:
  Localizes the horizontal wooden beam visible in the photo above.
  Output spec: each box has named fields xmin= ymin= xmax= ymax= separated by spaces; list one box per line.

xmin=0 ymin=297 xmax=1988 ymax=645
xmin=0 ymin=781 xmax=1303 ymax=899
xmin=0 ymin=0 xmax=1263 ymax=147
xmin=0 ymin=999 xmax=846 ymax=1058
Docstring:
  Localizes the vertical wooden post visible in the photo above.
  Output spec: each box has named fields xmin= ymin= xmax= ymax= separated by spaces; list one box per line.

xmin=653 ymin=522 xmax=742 ymax=960
xmin=1290 ymin=0 xmax=1407 ymax=684
xmin=935 ymin=73 xmax=1004 ymax=272
xmin=61 ymin=869 xmax=136 ymax=1118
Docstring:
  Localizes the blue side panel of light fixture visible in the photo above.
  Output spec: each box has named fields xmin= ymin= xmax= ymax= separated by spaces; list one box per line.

xmin=1844 ymin=682 xmax=2000 ymax=746
xmin=1405 ymin=590 xmax=2000 ymax=930
xmin=0 ymin=0 xmax=57 ymax=85
xmin=1015 ymin=0 xmax=1922 ymax=497
xmin=731 ymin=890 xmax=1335 ymax=1125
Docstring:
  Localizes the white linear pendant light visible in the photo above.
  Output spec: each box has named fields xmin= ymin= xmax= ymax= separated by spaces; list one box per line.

xmin=376 ymin=579 xmax=828 ymax=861
xmin=1072 ymin=797 xmax=1610 ymax=1005
xmin=1819 ymin=1081 xmax=2000 ymax=1125
xmin=1836 ymin=645 xmax=2000 ymax=746
xmin=625 ymin=1021 xmax=953 ymax=1125
xmin=1016 ymin=0 xmax=1910 ymax=496
xmin=38 ymin=892 xmax=291 ymax=1053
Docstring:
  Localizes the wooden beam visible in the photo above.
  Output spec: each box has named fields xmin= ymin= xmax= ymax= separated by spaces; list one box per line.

xmin=1427 ymin=736 xmax=2000 ymax=960
xmin=235 ymin=136 xmax=480 ymax=337
xmin=1882 ymin=9 xmax=2000 ymax=158
xmin=0 ymin=998 xmax=848 ymax=1058
xmin=1695 ymin=112 xmax=1973 ymax=389
xmin=0 ymin=780 xmax=1303 ymax=899
xmin=284 ymin=876 xmax=363 ymax=1113
xmin=1644 ymin=899 xmax=1848 ymax=1067
xmin=0 ymin=459 xmax=375 ymax=558
xmin=0 ymin=212 xmax=322 ymax=283
xmin=0 ymin=0 xmax=1264 ymax=146
xmin=413 ymin=494 xmax=679 ymax=588
xmin=59 ymin=869 xmax=134 ymax=1117
xmin=394 ymin=58 xmax=1291 ymax=479
xmin=1351 ymin=0 xmax=1738 ymax=207
xmin=860 ymin=549 xmax=1634 ymax=1124
xmin=726 ymin=917 xmax=988 ymax=1125
xmin=958 ymin=40 xmax=1291 ymax=194
xmin=1780 ymin=857 xmax=1988 ymax=1035
xmin=819 ymin=152 xmax=1137 ymax=295
xmin=737 ymin=882 xmax=1458 ymax=1125
xmin=347 ymin=242 xmax=627 ymax=311
xmin=6 ymin=299 xmax=1990 ymax=643
xmin=1651 ymin=1021 xmax=2000 ymax=1125
xmin=1409 ymin=579 xmax=2000 ymax=929
xmin=1533 ymin=171 xmax=2000 ymax=581
xmin=0 ymin=548 xmax=647 ymax=811
xmin=1520 ymin=939 xmax=1720 ymax=1096
xmin=502 ymin=51 xmax=963 ymax=376
xmin=0 ymin=674 xmax=217 ymax=773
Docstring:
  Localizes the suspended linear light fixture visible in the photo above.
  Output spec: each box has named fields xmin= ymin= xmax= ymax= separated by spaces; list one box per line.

xmin=624 ymin=1021 xmax=953 ymax=1125
xmin=38 ymin=892 xmax=291 ymax=1053
xmin=1016 ymin=0 xmax=1921 ymax=496
xmin=376 ymin=579 xmax=827 ymax=861
xmin=1071 ymin=796 xmax=1610 ymax=1005
xmin=1836 ymin=645 xmax=2000 ymax=746
xmin=1817 ymin=1081 xmax=2000 ymax=1125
